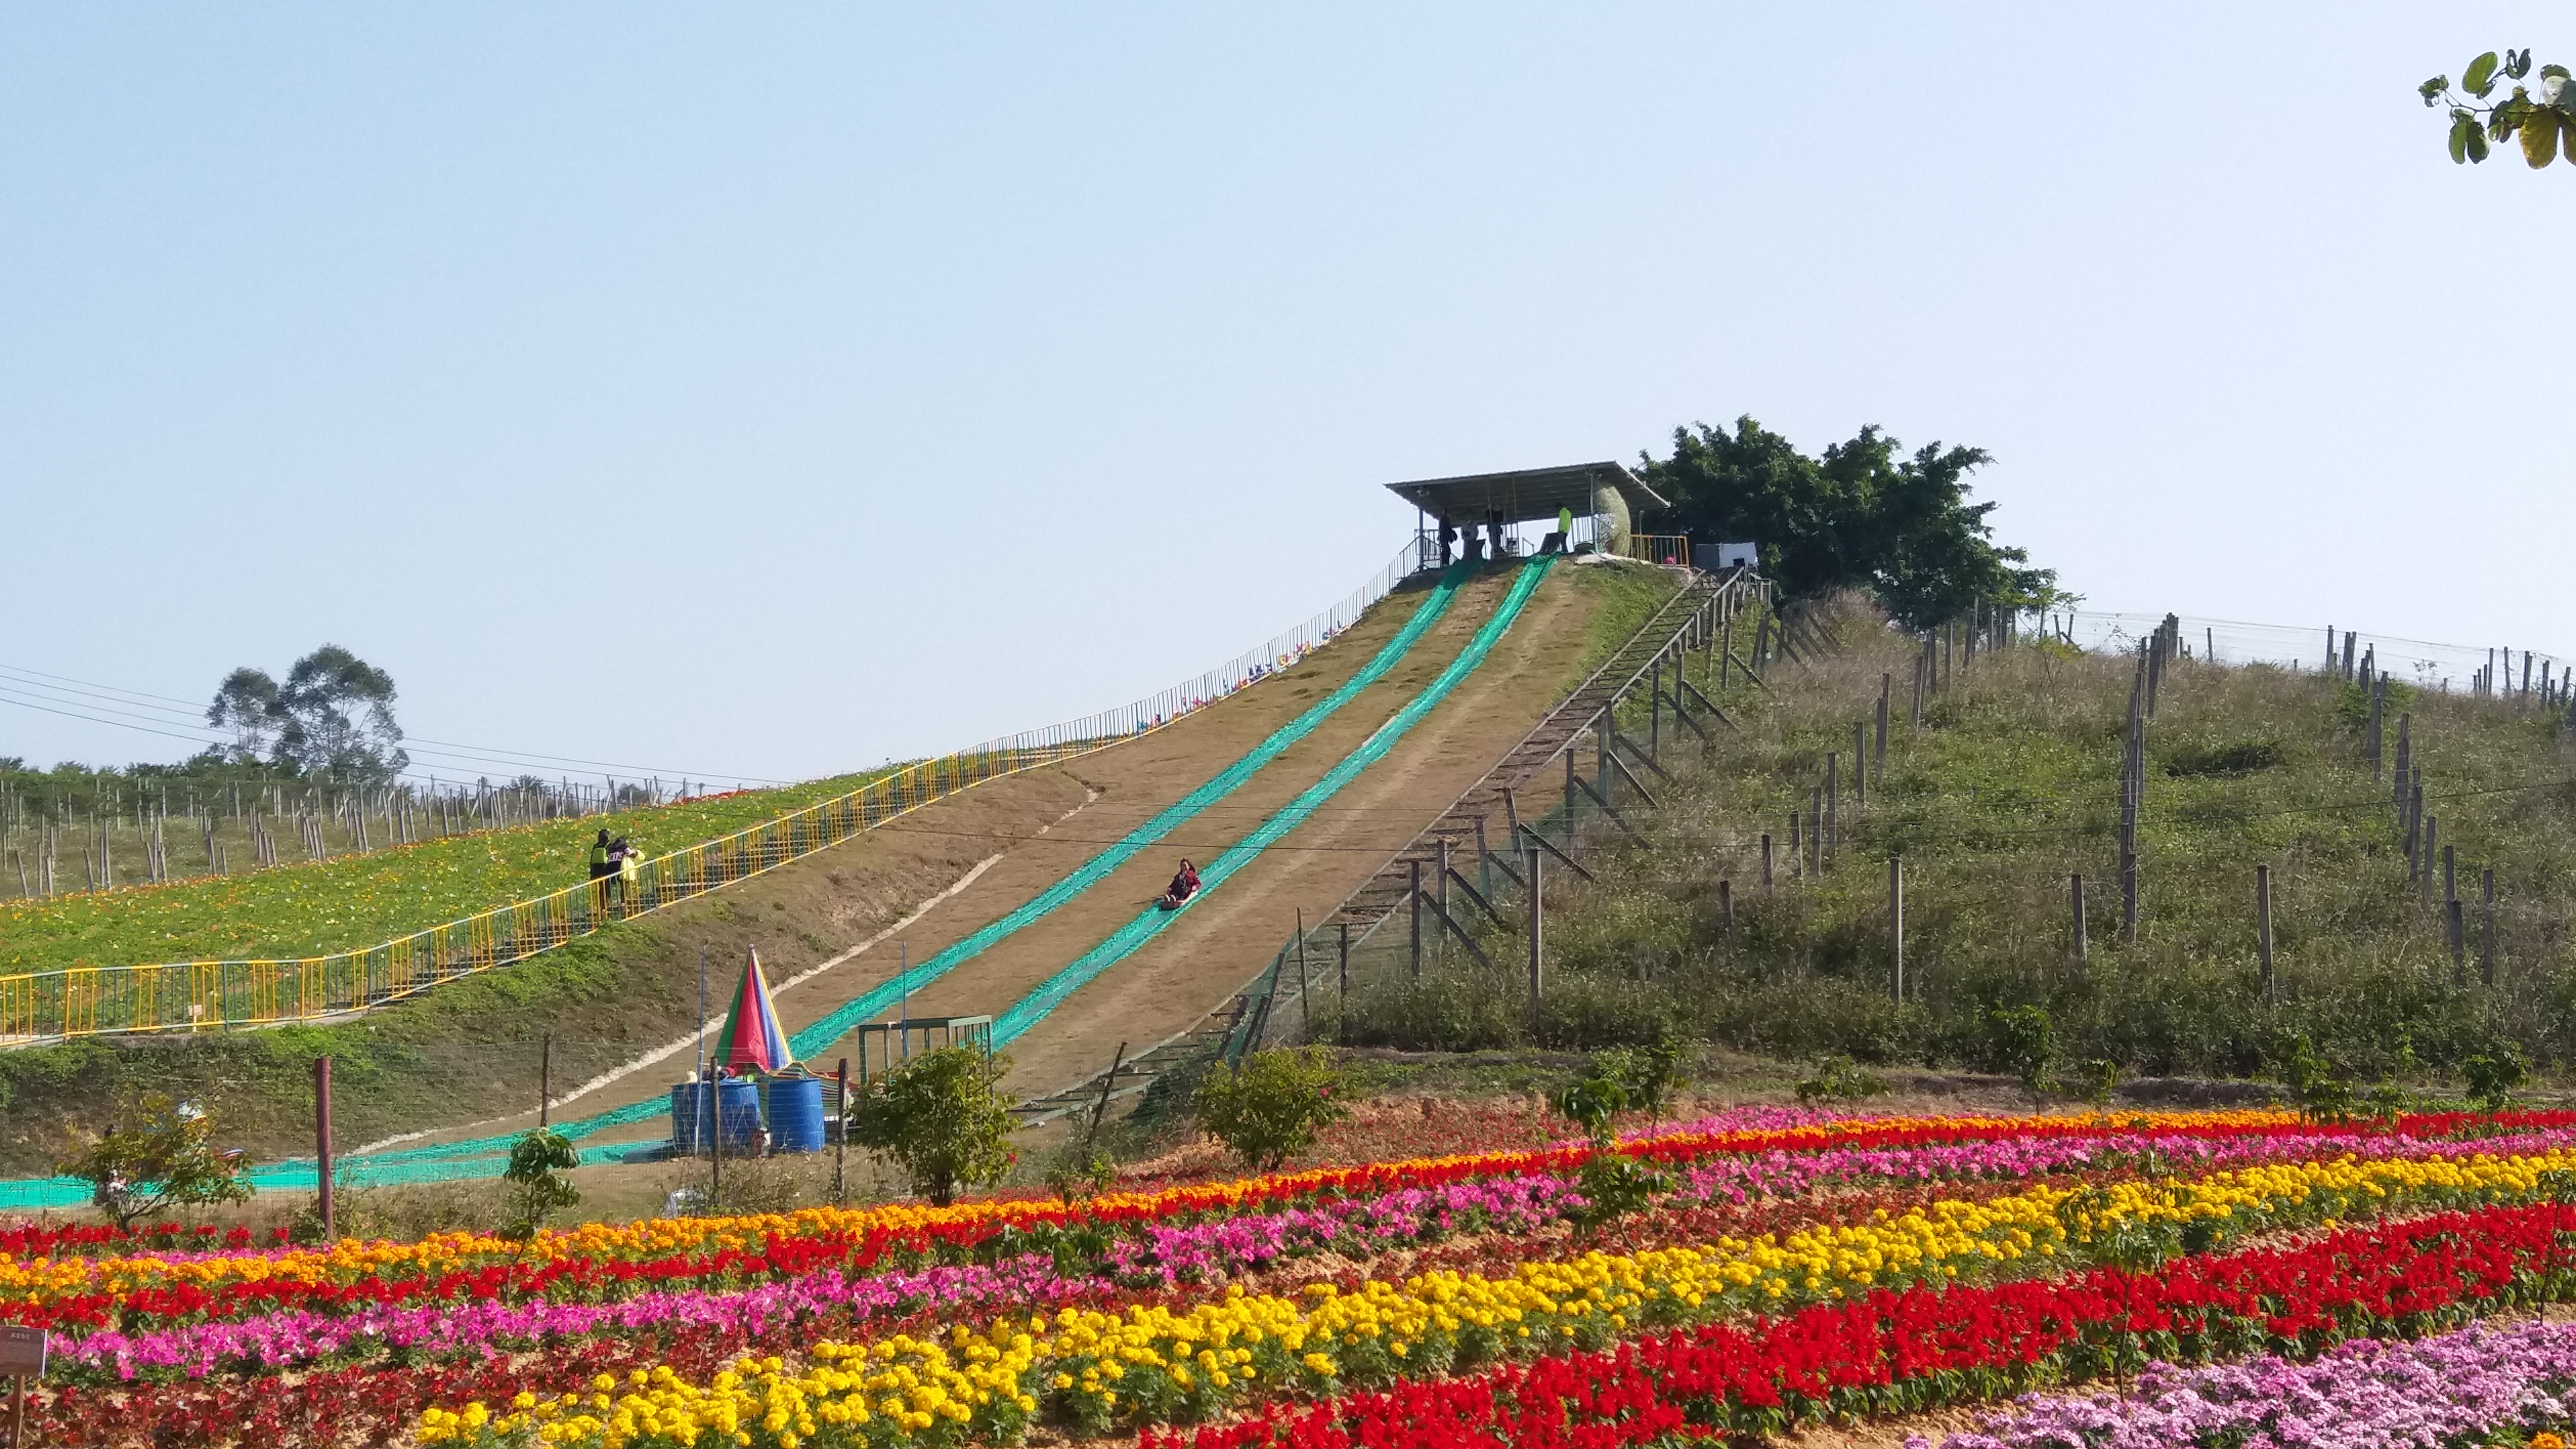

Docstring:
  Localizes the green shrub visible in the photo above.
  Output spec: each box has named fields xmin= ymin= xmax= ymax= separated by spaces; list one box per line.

xmin=1193 ymin=1048 xmax=1351 ymax=1172
xmin=1984 ymin=1005 xmax=2055 ymax=1104
xmin=1794 ymin=1055 xmax=1888 ymax=1104
xmin=498 ymin=1128 xmax=581 ymax=1240
xmin=59 ymin=1095 xmax=252 ymax=1232
xmin=848 ymin=1045 xmax=1019 ymax=1205
xmin=2462 ymin=1041 xmax=2530 ymax=1112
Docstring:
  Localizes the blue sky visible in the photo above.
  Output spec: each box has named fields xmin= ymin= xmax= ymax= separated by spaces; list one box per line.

xmin=3 ymin=6 xmax=2569 ymax=784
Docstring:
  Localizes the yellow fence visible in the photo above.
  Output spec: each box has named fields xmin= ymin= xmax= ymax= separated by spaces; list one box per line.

xmin=0 ymin=735 xmax=1122 ymax=1045
xmin=1624 ymin=534 xmax=1692 ymax=569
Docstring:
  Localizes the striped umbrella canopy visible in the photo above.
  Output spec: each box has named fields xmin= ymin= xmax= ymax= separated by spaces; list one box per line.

xmin=711 ymin=946 xmax=794 ymax=1074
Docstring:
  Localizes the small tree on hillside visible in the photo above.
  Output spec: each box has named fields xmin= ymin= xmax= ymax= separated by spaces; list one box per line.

xmin=499 ymin=1128 xmax=583 ymax=1240
xmin=1195 ymin=1048 xmax=1352 ymax=1172
xmin=61 ymin=1096 xmax=252 ymax=1232
xmin=847 ymin=1045 xmax=1019 ymax=1206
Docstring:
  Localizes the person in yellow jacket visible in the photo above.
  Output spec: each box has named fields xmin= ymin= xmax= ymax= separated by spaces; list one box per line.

xmin=618 ymin=836 xmax=643 ymax=915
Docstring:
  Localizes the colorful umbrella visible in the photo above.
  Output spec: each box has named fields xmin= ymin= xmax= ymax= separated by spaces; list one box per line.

xmin=710 ymin=947 xmax=794 ymax=1074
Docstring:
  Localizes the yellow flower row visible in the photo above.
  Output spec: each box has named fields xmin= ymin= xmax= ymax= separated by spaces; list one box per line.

xmin=415 ymin=1142 xmax=2565 ymax=1449
xmin=6 ymin=1109 xmax=2297 ymax=1303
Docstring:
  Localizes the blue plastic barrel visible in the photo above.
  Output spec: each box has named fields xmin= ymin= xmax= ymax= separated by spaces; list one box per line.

xmin=669 ymin=1083 xmax=705 ymax=1153
xmin=763 ymin=1076 xmax=826 ymax=1154
xmin=671 ymin=1079 xmax=763 ymax=1155
xmin=714 ymin=1077 xmax=761 ymax=1152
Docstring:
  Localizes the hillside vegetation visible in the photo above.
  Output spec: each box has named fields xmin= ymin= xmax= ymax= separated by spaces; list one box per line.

xmin=0 ymin=771 xmax=896 ymax=975
xmin=1348 ymin=594 xmax=2576 ymax=1087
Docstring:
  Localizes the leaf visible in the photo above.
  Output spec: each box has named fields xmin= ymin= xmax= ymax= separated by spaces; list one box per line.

xmin=2506 ymin=49 xmax=2532 ymax=80
xmin=2564 ymin=113 xmax=2576 ymax=165
xmin=2467 ymin=126 xmax=2490 ymax=163
xmin=2544 ymin=64 xmax=2572 ymax=83
xmin=2465 ymin=50 xmax=2500 ymax=96
xmin=2450 ymin=115 xmax=2470 ymax=164
xmin=2421 ymin=75 xmax=2451 ymax=105
xmin=2525 ymin=108 xmax=2561 ymax=167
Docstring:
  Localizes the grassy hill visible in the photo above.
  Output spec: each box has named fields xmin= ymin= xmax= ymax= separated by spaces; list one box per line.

xmin=1344 ymin=593 xmax=2576 ymax=1092
xmin=0 ymin=771 xmax=897 ymax=976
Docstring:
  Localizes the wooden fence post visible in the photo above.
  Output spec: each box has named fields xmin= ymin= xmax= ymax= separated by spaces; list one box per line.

xmin=1888 ymin=855 xmax=1904 ymax=1002
xmin=2482 ymin=868 xmax=2496 ymax=986
xmin=314 ymin=1057 xmax=334 ymax=1243
xmin=2256 ymin=865 xmax=2275 ymax=1007
xmin=2071 ymin=873 xmax=2086 ymax=963
xmin=1526 ymin=846 xmax=1544 ymax=1031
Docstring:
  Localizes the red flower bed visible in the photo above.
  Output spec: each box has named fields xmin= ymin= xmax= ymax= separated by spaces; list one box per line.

xmin=1150 ymin=1200 xmax=2576 ymax=1449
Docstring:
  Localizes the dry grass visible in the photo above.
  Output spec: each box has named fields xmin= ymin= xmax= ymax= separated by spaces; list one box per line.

xmin=1349 ymin=593 xmax=2576 ymax=1086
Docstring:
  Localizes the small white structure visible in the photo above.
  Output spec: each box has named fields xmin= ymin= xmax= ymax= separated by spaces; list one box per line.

xmin=1716 ymin=541 xmax=1760 ymax=571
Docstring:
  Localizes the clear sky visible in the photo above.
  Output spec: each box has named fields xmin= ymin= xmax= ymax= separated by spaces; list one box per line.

xmin=4 ymin=6 xmax=2570 ymax=786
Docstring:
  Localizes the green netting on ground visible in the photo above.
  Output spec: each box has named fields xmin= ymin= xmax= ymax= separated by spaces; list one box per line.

xmin=995 ymin=555 xmax=1555 ymax=1044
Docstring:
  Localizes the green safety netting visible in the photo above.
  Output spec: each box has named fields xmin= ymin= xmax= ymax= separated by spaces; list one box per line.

xmin=994 ymin=555 xmax=1555 ymax=1043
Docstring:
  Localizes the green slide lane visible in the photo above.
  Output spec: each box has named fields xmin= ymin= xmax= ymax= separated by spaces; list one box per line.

xmin=0 ymin=566 xmax=1475 ymax=1205
xmin=992 ymin=553 xmax=1555 ymax=1044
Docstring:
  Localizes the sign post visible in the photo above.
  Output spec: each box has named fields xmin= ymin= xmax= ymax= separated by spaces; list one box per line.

xmin=0 ymin=1325 xmax=46 ymax=1447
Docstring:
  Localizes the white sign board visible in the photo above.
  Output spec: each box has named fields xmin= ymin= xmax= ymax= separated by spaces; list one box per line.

xmin=1717 ymin=541 xmax=1759 ymax=570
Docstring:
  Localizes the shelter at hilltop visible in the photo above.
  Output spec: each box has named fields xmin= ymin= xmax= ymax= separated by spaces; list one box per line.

xmin=1385 ymin=461 xmax=1677 ymax=569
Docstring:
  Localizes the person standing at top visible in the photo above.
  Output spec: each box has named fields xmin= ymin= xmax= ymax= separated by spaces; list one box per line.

xmin=588 ymin=828 xmax=614 ymax=883
xmin=1558 ymin=505 xmax=1574 ymax=547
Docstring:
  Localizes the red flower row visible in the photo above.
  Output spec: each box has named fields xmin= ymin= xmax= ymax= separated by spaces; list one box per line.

xmin=1147 ymin=1199 xmax=2576 ymax=1449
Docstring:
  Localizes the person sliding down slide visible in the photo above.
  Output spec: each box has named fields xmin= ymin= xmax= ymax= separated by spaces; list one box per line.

xmin=1157 ymin=859 xmax=1200 ymax=911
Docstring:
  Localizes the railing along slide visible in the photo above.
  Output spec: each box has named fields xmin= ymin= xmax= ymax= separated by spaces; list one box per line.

xmin=0 ymin=542 xmax=1426 ymax=1048
xmin=1016 ymin=560 xmax=1778 ymax=1128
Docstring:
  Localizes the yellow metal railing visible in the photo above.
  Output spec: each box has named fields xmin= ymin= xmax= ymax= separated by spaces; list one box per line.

xmin=1624 ymin=534 xmax=1692 ymax=569
xmin=0 ymin=734 xmax=1143 ymax=1044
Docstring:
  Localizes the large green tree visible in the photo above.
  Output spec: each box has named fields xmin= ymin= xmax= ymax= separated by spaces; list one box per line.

xmin=1638 ymin=417 xmax=2057 ymax=628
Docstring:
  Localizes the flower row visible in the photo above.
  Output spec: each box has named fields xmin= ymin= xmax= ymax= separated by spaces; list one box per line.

xmin=1928 ymin=1318 xmax=2576 ymax=1449
xmin=20 ymin=1106 xmax=2563 ymax=1327
xmin=414 ymin=1142 xmax=2576 ymax=1447
xmin=1144 ymin=1199 xmax=2576 ymax=1449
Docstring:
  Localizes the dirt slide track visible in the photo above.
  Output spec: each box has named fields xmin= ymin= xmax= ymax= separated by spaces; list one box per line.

xmin=351 ymin=568 xmax=1469 ymax=1155
xmin=776 ymin=561 xmax=1612 ymax=1102
xmin=946 ymin=563 xmax=1611 ymax=1099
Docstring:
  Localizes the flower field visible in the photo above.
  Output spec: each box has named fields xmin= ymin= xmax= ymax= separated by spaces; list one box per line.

xmin=0 ymin=771 xmax=892 ymax=974
xmin=6 ymin=1105 xmax=2576 ymax=1447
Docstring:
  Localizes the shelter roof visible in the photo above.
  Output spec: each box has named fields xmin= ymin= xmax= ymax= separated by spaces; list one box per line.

xmin=1382 ymin=461 xmax=1666 ymax=527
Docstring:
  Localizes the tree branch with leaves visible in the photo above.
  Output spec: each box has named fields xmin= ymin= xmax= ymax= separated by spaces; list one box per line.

xmin=2422 ymin=49 xmax=2574 ymax=169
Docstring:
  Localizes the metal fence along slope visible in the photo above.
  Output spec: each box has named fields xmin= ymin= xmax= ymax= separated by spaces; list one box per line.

xmin=0 ymin=542 xmax=1424 ymax=1048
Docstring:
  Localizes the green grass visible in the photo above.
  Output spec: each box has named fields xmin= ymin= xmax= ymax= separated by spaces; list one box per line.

xmin=0 ymin=771 xmax=899 ymax=975
xmin=1343 ymin=593 xmax=2576 ymax=1088
xmin=1571 ymin=558 xmax=1684 ymax=673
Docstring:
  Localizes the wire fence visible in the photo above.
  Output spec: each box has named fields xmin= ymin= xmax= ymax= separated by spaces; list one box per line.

xmin=2048 ymin=609 xmax=2571 ymax=699
xmin=0 ymin=540 xmax=1429 ymax=1047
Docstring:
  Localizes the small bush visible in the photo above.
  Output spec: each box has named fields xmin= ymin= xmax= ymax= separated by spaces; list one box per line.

xmin=848 ymin=1045 xmax=1020 ymax=1205
xmin=1794 ymin=1055 xmax=1888 ymax=1104
xmin=59 ymin=1095 xmax=252 ymax=1232
xmin=498 ymin=1129 xmax=581 ymax=1240
xmin=1983 ymin=1005 xmax=2056 ymax=1104
xmin=1195 ymin=1048 xmax=1352 ymax=1171
xmin=1043 ymin=1145 xmax=1118 ymax=1204
xmin=2463 ymin=1042 xmax=2530 ymax=1112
